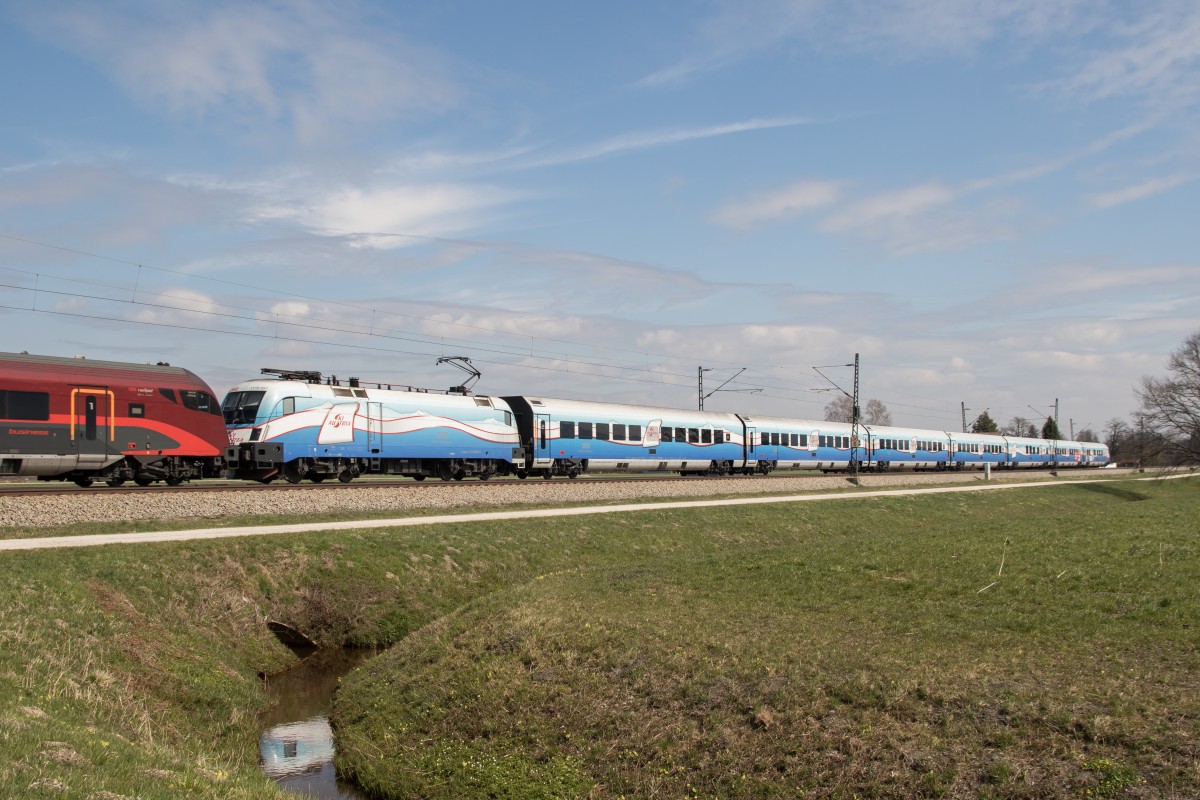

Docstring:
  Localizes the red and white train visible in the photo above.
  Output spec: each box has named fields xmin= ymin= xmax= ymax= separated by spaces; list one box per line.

xmin=0 ymin=352 xmax=227 ymax=486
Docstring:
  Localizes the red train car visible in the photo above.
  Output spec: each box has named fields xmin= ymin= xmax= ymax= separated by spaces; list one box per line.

xmin=0 ymin=352 xmax=227 ymax=486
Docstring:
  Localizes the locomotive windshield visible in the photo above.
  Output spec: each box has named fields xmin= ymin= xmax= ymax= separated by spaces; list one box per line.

xmin=223 ymin=391 xmax=265 ymax=425
xmin=181 ymin=389 xmax=221 ymax=416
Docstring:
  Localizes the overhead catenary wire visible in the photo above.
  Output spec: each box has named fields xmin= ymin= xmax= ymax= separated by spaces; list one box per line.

xmin=1 ymin=232 xmax=962 ymax=420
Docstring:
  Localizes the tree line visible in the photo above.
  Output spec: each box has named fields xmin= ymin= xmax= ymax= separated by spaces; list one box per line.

xmin=821 ymin=329 xmax=1199 ymax=467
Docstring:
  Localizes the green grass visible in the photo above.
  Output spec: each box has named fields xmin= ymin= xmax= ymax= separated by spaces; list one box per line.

xmin=0 ymin=477 xmax=1195 ymax=798
xmin=332 ymin=478 xmax=1200 ymax=799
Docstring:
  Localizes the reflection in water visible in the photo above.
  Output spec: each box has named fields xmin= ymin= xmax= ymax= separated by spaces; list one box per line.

xmin=259 ymin=647 xmax=375 ymax=799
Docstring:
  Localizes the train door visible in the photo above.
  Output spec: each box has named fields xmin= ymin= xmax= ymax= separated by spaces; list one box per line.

xmin=365 ymin=402 xmax=383 ymax=461
xmin=71 ymin=387 xmax=114 ymax=469
xmin=745 ymin=425 xmax=757 ymax=468
xmin=533 ymin=413 xmax=553 ymax=468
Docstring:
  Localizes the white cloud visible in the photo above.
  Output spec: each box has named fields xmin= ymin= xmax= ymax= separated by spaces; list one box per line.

xmin=1054 ymin=4 xmax=1200 ymax=108
xmin=255 ymin=183 xmax=521 ymax=247
xmin=516 ymin=118 xmax=813 ymax=170
xmin=638 ymin=0 xmax=1092 ymax=88
xmin=1089 ymin=174 xmax=1195 ymax=208
xmin=21 ymin=1 xmax=458 ymax=140
xmin=710 ymin=180 xmax=843 ymax=230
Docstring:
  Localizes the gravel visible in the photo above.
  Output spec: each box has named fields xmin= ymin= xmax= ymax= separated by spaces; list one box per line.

xmin=0 ymin=470 xmax=1079 ymax=530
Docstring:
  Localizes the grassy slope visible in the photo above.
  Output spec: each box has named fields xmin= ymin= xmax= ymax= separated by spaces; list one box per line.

xmin=0 ymin=478 xmax=1195 ymax=798
xmin=333 ymin=479 xmax=1200 ymax=799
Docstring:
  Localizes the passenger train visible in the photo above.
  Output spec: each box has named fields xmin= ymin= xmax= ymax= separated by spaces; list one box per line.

xmin=0 ymin=352 xmax=227 ymax=486
xmin=0 ymin=352 xmax=1110 ymax=487
xmin=222 ymin=368 xmax=1110 ymax=483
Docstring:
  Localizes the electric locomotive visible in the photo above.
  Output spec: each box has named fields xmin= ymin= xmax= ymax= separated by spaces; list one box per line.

xmin=222 ymin=369 xmax=524 ymax=483
xmin=0 ymin=351 xmax=227 ymax=486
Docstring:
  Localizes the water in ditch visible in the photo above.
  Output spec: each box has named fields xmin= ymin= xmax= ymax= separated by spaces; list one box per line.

xmin=259 ymin=647 xmax=376 ymax=799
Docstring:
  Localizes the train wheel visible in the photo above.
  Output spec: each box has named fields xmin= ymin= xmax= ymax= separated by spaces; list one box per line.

xmin=165 ymin=475 xmax=184 ymax=486
xmin=478 ymin=472 xmax=492 ymax=481
xmin=74 ymin=477 xmax=95 ymax=488
xmin=338 ymin=470 xmax=353 ymax=483
xmin=106 ymin=477 xmax=125 ymax=487
xmin=516 ymin=470 xmax=528 ymax=480
xmin=453 ymin=469 xmax=466 ymax=481
xmin=134 ymin=477 xmax=153 ymax=487
xmin=309 ymin=474 xmax=327 ymax=483
xmin=413 ymin=475 xmax=427 ymax=481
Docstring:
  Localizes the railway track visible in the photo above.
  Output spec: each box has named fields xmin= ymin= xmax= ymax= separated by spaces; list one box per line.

xmin=0 ymin=468 xmax=1132 ymax=498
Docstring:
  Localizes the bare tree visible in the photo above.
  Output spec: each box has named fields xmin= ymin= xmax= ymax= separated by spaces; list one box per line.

xmin=823 ymin=395 xmax=853 ymax=422
xmin=1137 ymin=329 xmax=1200 ymax=463
xmin=1002 ymin=416 xmax=1038 ymax=438
xmin=824 ymin=396 xmax=892 ymax=425
xmin=864 ymin=398 xmax=892 ymax=426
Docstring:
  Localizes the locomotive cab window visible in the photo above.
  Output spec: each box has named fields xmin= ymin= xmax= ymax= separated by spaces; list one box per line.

xmin=222 ymin=391 xmax=265 ymax=425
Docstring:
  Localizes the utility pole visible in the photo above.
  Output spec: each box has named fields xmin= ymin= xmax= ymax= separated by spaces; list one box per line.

xmin=961 ymin=402 xmax=968 ymax=433
xmin=851 ymin=353 xmax=860 ymax=484
xmin=699 ymin=366 xmax=749 ymax=411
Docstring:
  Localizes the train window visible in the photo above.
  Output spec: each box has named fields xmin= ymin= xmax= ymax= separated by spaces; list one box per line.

xmin=628 ymin=425 xmax=641 ymax=442
xmin=596 ymin=423 xmax=610 ymax=440
xmin=613 ymin=423 xmax=626 ymax=440
xmin=770 ymin=433 xmax=779 ymax=446
xmin=129 ymin=403 xmax=145 ymax=418
xmin=282 ymin=397 xmax=295 ymax=416
xmin=701 ymin=429 xmax=712 ymax=444
xmin=798 ymin=434 xmax=808 ymax=446
xmin=181 ymin=389 xmax=219 ymax=415
xmin=158 ymin=388 xmax=177 ymax=403
xmin=761 ymin=432 xmax=769 ymax=446
xmin=504 ymin=411 xmax=512 ymax=427
xmin=0 ymin=390 xmax=50 ymax=421
xmin=560 ymin=421 xmax=576 ymax=439
xmin=675 ymin=427 xmax=686 ymax=442
xmin=819 ymin=435 xmax=827 ymax=447
xmin=223 ymin=391 xmax=265 ymax=425
xmin=688 ymin=428 xmax=699 ymax=444
xmin=661 ymin=427 xmax=673 ymax=442
xmin=578 ymin=422 xmax=593 ymax=439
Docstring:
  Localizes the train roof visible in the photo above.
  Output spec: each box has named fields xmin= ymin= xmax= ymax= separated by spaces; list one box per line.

xmin=0 ymin=351 xmax=209 ymax=384
xmin=504 ymin=395 xmax=742 ymax=422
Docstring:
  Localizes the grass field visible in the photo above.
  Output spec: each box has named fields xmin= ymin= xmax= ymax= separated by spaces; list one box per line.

xmin=0 ymin=477 xmax=1196 ymax=798
xmin=332 ymin=478 xmax=1200 ymax=799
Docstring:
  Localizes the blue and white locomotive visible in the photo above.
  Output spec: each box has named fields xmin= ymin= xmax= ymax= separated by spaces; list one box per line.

xmin=223 ymin=369 xmax=523 ymax=483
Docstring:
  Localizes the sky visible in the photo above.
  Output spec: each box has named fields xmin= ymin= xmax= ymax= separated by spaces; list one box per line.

xmin=2 ymin=0 xmax=1198 ymax=438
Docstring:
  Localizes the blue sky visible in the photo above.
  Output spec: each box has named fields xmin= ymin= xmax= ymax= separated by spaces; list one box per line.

xmin=2 ymin=0 xmax=1198 ymax=436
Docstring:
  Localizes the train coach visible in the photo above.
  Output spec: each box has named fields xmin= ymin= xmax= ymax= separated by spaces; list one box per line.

xmin=0 ymin=351 xmax=227 ymax=486
xmin=222 ymin=369 xmax=524 ymax=483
